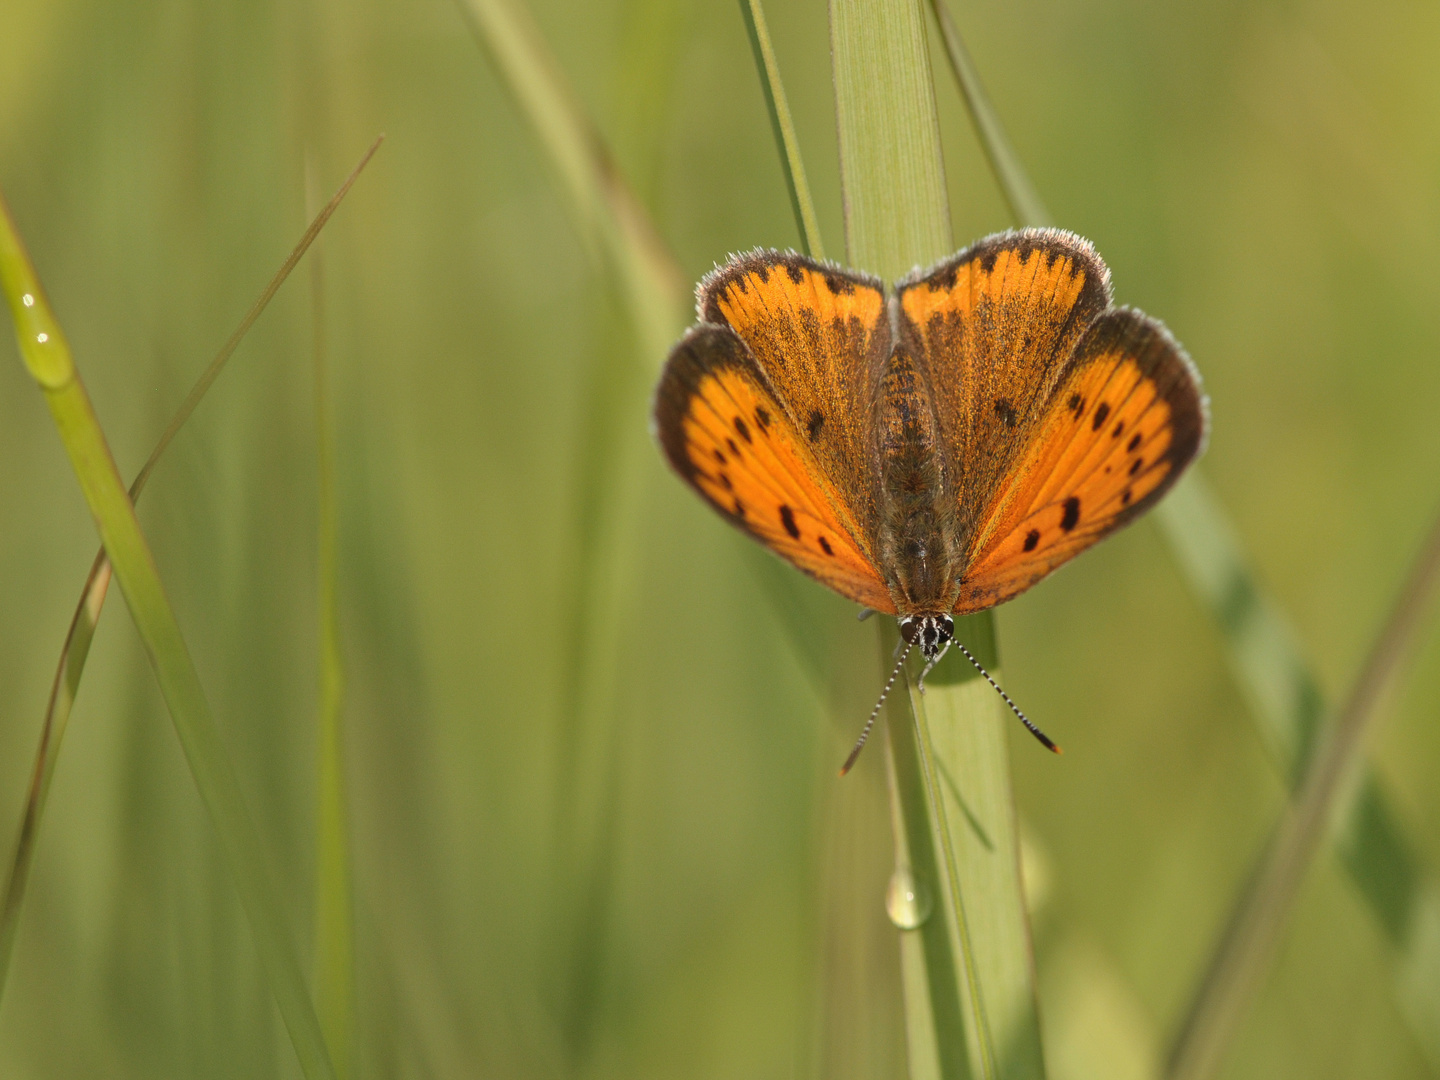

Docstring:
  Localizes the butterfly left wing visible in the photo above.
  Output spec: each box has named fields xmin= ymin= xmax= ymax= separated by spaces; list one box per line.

xmin=949 ymin=307 xmax=1207 ymax=612
xmin=653 ymin=324 xmax=898 ymax=614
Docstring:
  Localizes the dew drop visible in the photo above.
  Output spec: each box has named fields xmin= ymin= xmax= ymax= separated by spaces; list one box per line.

xmin=885 ymin=866 xmax=932 ymax=929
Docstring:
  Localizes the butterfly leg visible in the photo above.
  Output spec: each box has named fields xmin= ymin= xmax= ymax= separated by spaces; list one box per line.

xmin=917 ymin=640 xmax=951 ymax=694
xmin=857 ymin=607 xmax=876 ymax=622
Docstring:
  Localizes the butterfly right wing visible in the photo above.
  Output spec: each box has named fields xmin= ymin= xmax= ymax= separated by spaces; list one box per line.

xmin=654 ymin=324 xmax=897 ymax=614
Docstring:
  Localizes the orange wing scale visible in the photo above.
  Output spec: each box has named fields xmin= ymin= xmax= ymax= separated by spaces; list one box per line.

xmin=656 ymin=326 xmax=896 ymax=614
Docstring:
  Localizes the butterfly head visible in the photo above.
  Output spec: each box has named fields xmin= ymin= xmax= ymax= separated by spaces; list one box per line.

xmin=899 ymin=614 xmax=954 ymax=663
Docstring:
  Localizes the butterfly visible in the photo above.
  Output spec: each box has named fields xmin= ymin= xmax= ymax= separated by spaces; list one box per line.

xmin=652 ymin=229 xmax=1207 ymax=767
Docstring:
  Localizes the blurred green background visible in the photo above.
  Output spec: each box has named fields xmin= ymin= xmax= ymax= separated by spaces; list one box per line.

xmin=1 ymin=0 xmax=1439 ymax=1077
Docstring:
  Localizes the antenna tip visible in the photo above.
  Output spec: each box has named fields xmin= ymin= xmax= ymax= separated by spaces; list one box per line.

xmin=1051 ymin=744 xmax=1063 ymax=755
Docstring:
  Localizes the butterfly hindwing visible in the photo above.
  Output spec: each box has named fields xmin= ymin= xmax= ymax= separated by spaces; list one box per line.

xmin=952 ymin=307 xmax=1207 ymax=612
xmin=897 ymin=230 xmax=1113 ymax=545
xmin=654 ymin=323 xmax=897 ymax=614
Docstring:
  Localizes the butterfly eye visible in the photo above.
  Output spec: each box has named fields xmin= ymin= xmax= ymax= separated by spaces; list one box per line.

xmin=898 ymin=616 xmax=920 ymax=645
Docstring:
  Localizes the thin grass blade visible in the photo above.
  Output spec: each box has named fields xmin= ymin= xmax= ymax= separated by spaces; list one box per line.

xmin=927 ymin=0 xmax=1050 ymax=230
xmin=0 ymin=194 xmax=338 ymax=1080
xmin=0 ymin=138 xmax=380 ymax=1010
xmin=738 ymin=0 xmax=826 ymax=259
xmin=1166 ymin=503 xmax=1440 ymax=1080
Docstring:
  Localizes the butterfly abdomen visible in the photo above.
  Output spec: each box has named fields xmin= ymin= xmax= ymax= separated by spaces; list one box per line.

xmin=874 ymin=347 xmax=956 ymax=612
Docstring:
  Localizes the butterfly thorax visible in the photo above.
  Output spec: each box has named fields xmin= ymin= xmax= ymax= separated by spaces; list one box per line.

xmin=873 ymin=345 xmax=959 ymax=615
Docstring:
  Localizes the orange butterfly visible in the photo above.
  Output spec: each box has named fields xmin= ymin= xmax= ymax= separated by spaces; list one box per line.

xmin=653 ymin=229 xmax=1207 ymax=764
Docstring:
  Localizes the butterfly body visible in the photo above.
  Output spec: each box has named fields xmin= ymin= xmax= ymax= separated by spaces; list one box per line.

xmin=654 ymin=229 xmax=1207 ymax=636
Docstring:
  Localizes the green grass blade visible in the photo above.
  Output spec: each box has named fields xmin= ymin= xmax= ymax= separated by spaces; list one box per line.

xmin=0 ymin=193 xmax=337 ymax=1080
xmin=0 ymin=139 xmax=379 ymax=1011
xmin=1166 ymin=504 xmax=1440 ymax=1080
xmin=307 ymin=156 xmax=355 ymax=1079
xmin=830 ymin=0 xmax=1044 ymax=1075
xmin=926 ymin=8 xmax=1440 ymax=1063
xmin=738 ymin=0 xmax=826 ymax=259
xmin=927 ymin=0 xmax=1050 ymax=230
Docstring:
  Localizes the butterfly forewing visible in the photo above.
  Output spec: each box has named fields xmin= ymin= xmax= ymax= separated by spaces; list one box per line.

xmin=699 ymin=251 xmax=890 ymax=545
xmin=897 ymin=231 xmax=1112 ymax=546
xmin=952 ymin=307 xmax=1207 ymax=613
xmin=654 ymin=324 xmax=897 ymax=614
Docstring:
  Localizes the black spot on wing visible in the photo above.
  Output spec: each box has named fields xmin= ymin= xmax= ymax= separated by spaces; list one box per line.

xmin=1112 ymin=421 xmax=1124 ymax=438
xmin=734 ymin=416 xmax=752 ymax=443
xmin=994 ymin=398 xmax=1017 ymax=428
xmin=819 ymin=535 xmax=834 ymax=556
xmin=1092 ymin=402 xmax=1111 ymax=430
xmin=779 ymin=504 xmax=801 ymax=540
xmin=1127 ymin=432 xmax=1142 ymax=452
xmin=727 ymin=437 xmax=740 ymax=456
xmin=1023 ymin=529 xmax=1040 ymax=552
xmin=1068 ymin=393 xmax=1085 ymax=416
xmin=1061 ymin=497 xmax=1081 ymax=532
xmin=823 ymin=272 xmax=855 ymax=295
xmin=784 ymin=263 xmax=804 ymax=284
xmin=1129 ymin=458 xmax=1144 ymax=476
xmin=755 ymin=406 xmax=771 ymax=432
xmin=807 ymin=410 xmax=825 ymax=440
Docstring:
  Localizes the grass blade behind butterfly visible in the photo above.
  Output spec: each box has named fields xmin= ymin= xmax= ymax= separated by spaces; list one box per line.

xmin=0 ymin=194 xmax=336 ymax=1080
xmin=738 ymin=0 xmax=826 ymax=260
xmin=832 ymin=0 xmax=1046 ymax=1076
xmin=0 ymin=140 xmax=379 ymax=1011
xmin=927 ymin=1 xmax=1440 ymax=1068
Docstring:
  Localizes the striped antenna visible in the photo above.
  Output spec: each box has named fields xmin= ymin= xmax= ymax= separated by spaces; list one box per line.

xmin=839 ymin=640 xmax=912 ymax=775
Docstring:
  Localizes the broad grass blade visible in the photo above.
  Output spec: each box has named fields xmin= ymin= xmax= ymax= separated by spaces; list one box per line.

xmin=832 ymin=0 xmax=1044 ymax=1075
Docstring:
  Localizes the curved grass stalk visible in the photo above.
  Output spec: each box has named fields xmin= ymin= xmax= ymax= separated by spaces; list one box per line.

xmin=0 ymin=139 xmax=380 ymax=1012
xmin=0 ymin=190 xmax=342 ymax=1080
